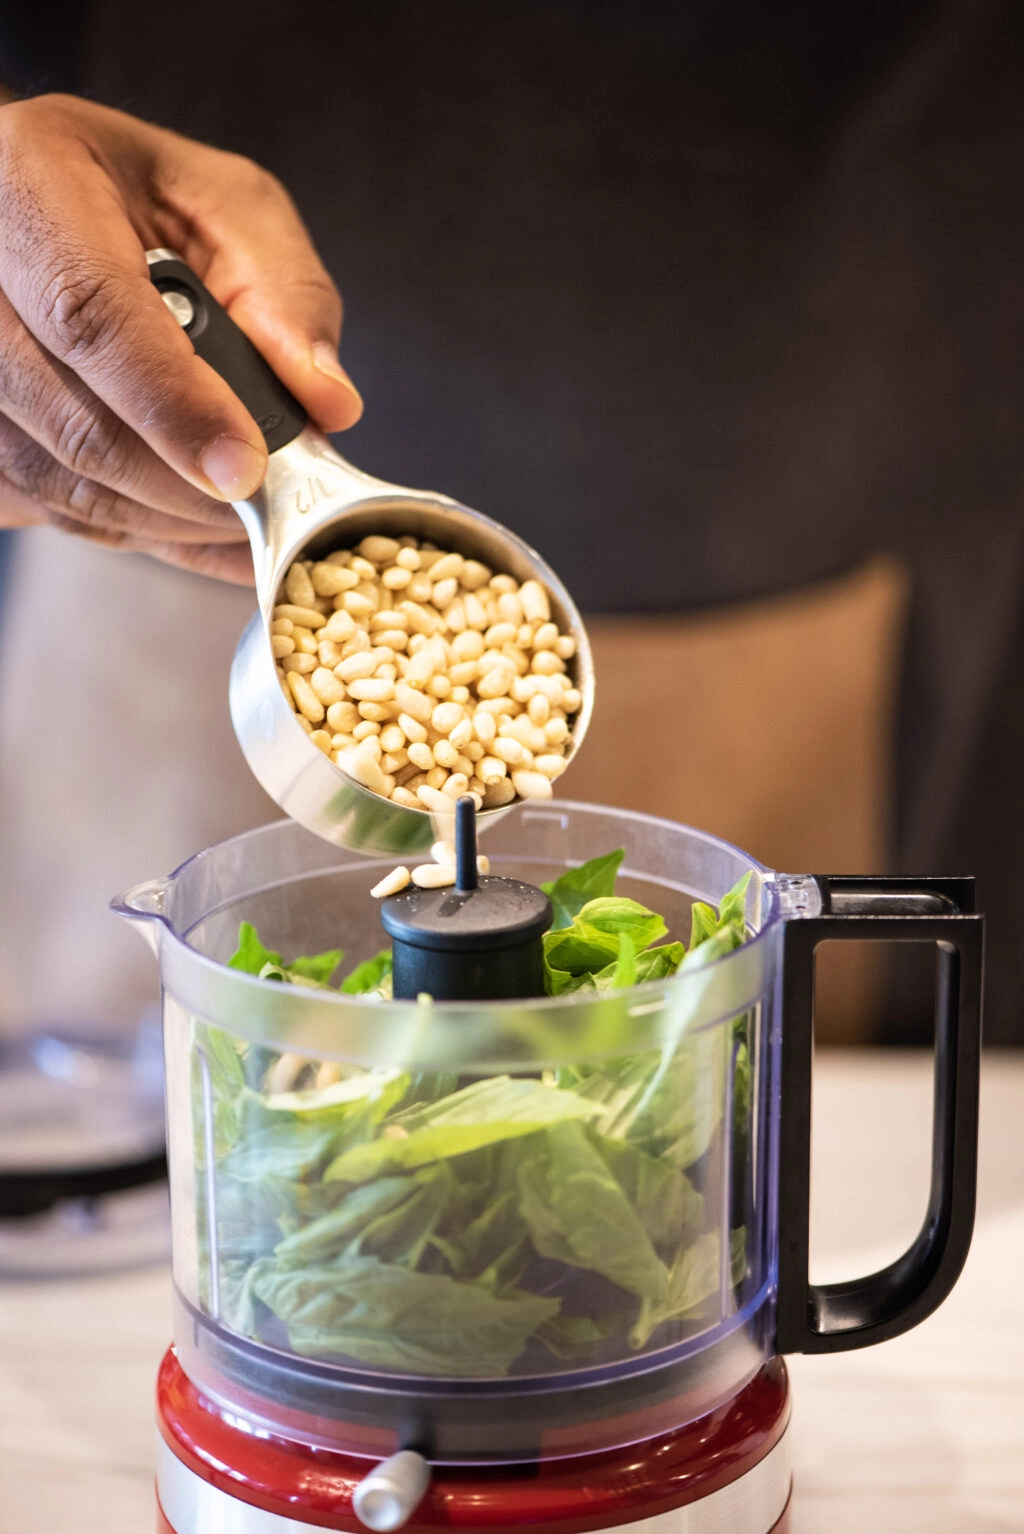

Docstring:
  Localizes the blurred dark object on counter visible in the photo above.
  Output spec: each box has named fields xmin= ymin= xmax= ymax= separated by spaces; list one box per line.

xmin=1 ymin=0 xmax=1021 ymax=1040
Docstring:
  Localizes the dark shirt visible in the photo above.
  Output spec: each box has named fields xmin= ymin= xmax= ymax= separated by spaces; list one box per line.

xmin=4 ymin=1 xmax=1024 ymax=1040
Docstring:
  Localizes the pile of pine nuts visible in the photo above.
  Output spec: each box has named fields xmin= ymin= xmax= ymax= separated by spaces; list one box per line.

xmin=271 ymin=534 xmax=581 ymax=810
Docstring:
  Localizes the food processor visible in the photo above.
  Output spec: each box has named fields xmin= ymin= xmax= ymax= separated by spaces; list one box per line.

xmin=115 ymin=802 xmax=982 ymax=1534
xmin=120 ymin=252 xmax=983 ymax=1532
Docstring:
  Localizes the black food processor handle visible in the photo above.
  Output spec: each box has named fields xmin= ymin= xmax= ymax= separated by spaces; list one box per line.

xmin=775 ymin=876 xmax=983 ymax=1354
xmin=146 ymin=251 xmax=307 ymax=453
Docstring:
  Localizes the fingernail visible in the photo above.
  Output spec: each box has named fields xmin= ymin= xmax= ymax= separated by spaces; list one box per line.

xmin=199 ymin=436 xmax=267 ymax=499
xmin=313 ymin=342 xmax=363 ymax=408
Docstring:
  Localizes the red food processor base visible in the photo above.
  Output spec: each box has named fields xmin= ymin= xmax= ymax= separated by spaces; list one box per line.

xmin=155 ymin=1348 xmax=792 ymax=1533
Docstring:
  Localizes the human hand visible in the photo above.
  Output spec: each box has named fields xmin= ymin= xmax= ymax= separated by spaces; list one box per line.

xmin=0 ymin=94 xmax=363 ymax=583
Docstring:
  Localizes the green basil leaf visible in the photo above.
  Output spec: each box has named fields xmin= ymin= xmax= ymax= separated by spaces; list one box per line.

xmin=274 ymin=1177 xmax=416 ymax=1264
xmin=541 ymin=849 xmax=625 ymax=930
xmin=632 ymin=942 xmax=686 ymax=983
xmin=286 ymin=948 xmax=345 ymax=985
xmin=516 ymin=1122 xmax=669 ymax=1301
xmin=252 ymin=1254 xmax=560 ymax=1375
xmin=324 ymin=1076 xmax=602 ymax=1184
xmin=228 ymin=922 xmax=282 ymax=976
xmin=594 ymin=1134 xmax=704 ymax=1254
xmin=340 ymin=949 xmax=393 ymax=994
xmin=630 ymin=1232 xmax=721 ymax=1348
xmin=576 ymin=897 xmax=667 ymax=949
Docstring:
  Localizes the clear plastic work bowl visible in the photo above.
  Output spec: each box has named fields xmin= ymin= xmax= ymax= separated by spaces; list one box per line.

xmin=116 ymin=802 xmax=785 ymax=1463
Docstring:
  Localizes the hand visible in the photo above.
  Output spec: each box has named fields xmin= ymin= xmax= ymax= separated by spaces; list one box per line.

xmin=0 ymin=94 xmax=363 ymax=583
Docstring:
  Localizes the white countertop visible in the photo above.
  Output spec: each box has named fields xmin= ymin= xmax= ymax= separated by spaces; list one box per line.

xmin=1 ymin=1051 xmax=1021 ymax=1534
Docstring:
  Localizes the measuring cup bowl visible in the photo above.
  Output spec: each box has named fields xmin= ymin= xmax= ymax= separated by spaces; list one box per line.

xmin=146 ymin=252 xmax=593 ymax=856
xmin=230 ymin=425 xmax=593 ymax=854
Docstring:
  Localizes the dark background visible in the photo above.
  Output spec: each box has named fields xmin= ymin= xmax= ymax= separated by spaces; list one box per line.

xmin=2 ymin=0 xmax=1022 ymax=1041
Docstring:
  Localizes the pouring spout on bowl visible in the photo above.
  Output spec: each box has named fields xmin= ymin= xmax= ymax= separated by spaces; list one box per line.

xmin=110 ymin=877 xmax=173 ymax=957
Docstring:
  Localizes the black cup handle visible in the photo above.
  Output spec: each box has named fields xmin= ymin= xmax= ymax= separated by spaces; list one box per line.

xmin=146 ymin=250 xmax=307 ymax=454
xmin=776 ymin=875 xmax=984 ymax=1354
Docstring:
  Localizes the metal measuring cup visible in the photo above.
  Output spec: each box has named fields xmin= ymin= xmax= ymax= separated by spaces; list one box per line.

xmin=146 ymin=251 xmax=593 ymax=856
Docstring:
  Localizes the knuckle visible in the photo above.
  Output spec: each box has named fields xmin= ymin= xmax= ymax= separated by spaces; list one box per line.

xmin=40 ymin=260 xmax=129 ymax=368
xmin=64 ymin=473 xmax=120 ymax=529
xmin=52 ymin=397 xmax=133 ymax=485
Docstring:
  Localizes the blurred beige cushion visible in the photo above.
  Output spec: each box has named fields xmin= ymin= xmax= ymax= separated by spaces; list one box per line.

xmin=565 ymin=557 xmax=909 ymax=1043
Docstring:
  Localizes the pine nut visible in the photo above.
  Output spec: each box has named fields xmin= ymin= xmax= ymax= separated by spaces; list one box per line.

xmin=433 ymin=739 xmax=459 ymax=768
xmin=275 ymin=604 xmax=326 ymax=630
xmin=461 ymin=560 xmax=491 ymax=590
xmin=358 ymin=702 xmax=392 ymax=722
xmin=310 ymin=667 xmax=348 ymax=706
xmin=371 ymin=865 xmax=411 ymax=898
xmin=336 ymin=650 xmax=378 ymax=683
xmin=322 ymin=609 xmax=358 ymax=642
xmin=528 ymin=692 xmax=551 ymax=725
xmin=482 ymin=777 xmax=517 ymax=807
xmin=312 ymin=562 xmax=359 ymax=596
xmin=408 ymin=573 xmax=434 ymax=602
xmin=271 ymin=618 xmax=294 ymax=636
xmin=449 ymin=717 xmax=474 ymax=749
xmin=287 ymin=670 xmax=326 ymax=722
xmin=532 ymin=622 xmax=559 ymax=650
xmin=310 ymin=729 xmax=333 ymax=755
xmin=479 ymin=755 xmax=507 ymax=782
xmin=428 ymin=553 xmax=464 ymax=583
xmin=347 ymin=678 xmax=395 ymax=702
xmin=382 ymin=751 xmax=408 ymax=773
xmin=416 ymin=785 xmax=453 ymax=814
xmin=473 ymin=711 xmax=497 ymax=743
xmin=533 ymin=754 xmax=568 ymax=778
xmin=452 ymin=629 xmax=485 ymax=660
xmin=427 ymin=674 xmax=452 ymax=699
xmin=477 ymin=667 xmax=512 ymax=699
xmin=442 ymin=773 xmax=470 ymax=798
xmin=432 ymin=576 xmax=458 ymax=609
xmin=342 ymin=590 xmax=377 ymax=620
xmin=396 ymin=547 xmax=421 ymax=570
xmin=382 ymin=566 xmax=412 ymax=590
xmin=285 ymin=563 xmax=317 ymax=607
xmin=407 ymin=742 xmax=435 ymax=771
xmin=544 ymin=716 xmax=569 ymax=745
xmin=532 ymin=650 xmax=565 ymax=675
xmin=326 ymin=700 xmax=361 ymax=734
xmin=271 ymin=634 xmax=295 ymax=658
xmin=511 ymin=769 xmax=554 ymax=800
xmin=431 ymin=701 xmax=464 ymax=735
xmin=339 ymin=746 xmax=389 ymax=795
xmin=432 ymin=840 xmax=456 ymax=864
xmin=562 ymin=688 xmax=582 ymax=712
xmin=391 ymin=787 xmax=421 ymax=808
xmin=464 ymin=740 xmax=485 ymax=762
xmin=358 ymin=536 xmax=401 ymax=565
xmin=411 ymin=863 xmax=457 ymax=888
xmin=281 ymin=653 xmax=317 ymax=674
xmin=380 ymin=724 xmax=406 ymax=753
xmin=400 ymin=600 xmax=442 ymax=636
xmin=502 ymin=716 xmax=548 ymax=753
xmin=463 ymin=592 xmax=488 ymax=630
xmin=425 ymin=766 xmax=449 ymax=791
xmin=519 ymin=581 xmax=550 ymax=623
xmin=352 ymin=720 xmax=381 ymax=741
xmin=372 ymin=628 xmax=409 ymax=650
